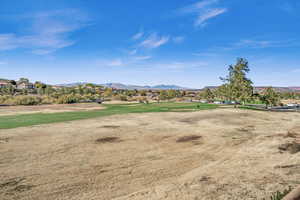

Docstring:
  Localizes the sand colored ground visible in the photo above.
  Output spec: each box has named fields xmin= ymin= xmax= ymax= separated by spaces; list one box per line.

xmin=1 ymin=109 xmax=300 ymax=200
xmin=0 ymin=103 xmax=104 ymax=116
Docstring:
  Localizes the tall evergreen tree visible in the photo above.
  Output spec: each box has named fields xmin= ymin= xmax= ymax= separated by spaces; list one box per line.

xmin=220 ymin=58 xmax=253 ymax=105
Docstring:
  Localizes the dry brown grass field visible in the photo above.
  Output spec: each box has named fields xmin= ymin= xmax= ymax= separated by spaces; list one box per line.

xmin=1 ymin=105 xmax=300 ymax=200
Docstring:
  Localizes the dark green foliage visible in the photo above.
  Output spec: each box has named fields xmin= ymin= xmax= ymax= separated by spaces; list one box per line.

xmin=260 ymin=87 xmax=281 ymax=108
xmin=219 ymin=58 xmax=253 ymax=104
xmin=201 ymin=88 xmax=215 ymax=102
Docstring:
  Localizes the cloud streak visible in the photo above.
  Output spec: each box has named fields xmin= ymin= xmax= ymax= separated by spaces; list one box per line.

xmin=195 ymin=8 xmax=227 ymax=27
xmin=178 ymin=0 xmax=227 ymax=27
xmin=139 ymin=33 xmax=170 ymax=49
xmin=133 ymin=56 xmax=152 ymax=61
xmin=228 ymin=39 xmax=299 ymax=49
xmin=132 ymin=30 xmax=144 ymax=40
xmin=0 ymin=9 xmax=89 ymax=54
xmin=173 ymin=36 xmax=185 ymax=44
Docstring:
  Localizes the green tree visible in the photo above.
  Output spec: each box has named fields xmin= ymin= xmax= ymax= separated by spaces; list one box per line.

xmin=215 ymin=84 xmax=231 ymax=101
xmin=201 ymin=88 xmax=215 ymax=102
xmin=166 ymin=90 xmax=179 ymax=100
xmin=158 ymin=90 xmax=168 ymax=101
xmin=19 ymin=78 xmax=29 ymax=83
xmin=260 ymin=87 xmax=281 ymax=108
xmin=9 ymin=80 xmax=17 ymax=86
xmin=220 ymin=58 xmax=253 ymax=105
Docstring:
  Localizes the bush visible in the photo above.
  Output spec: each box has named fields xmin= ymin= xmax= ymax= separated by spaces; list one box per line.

xmin=56 ymin=94 xmax=80 ymax=104
xmin=6 ymin=96 xmax=42 ymax=105
xmin=41 ymin=96 xmax=56 ymax=104
xmin=120 ymin=95 xmax=128 ymax=101
xmin=111 ymin=94 xmax=128 ymax=101
xmin=0 ymin=95 xmax=11 ymax=104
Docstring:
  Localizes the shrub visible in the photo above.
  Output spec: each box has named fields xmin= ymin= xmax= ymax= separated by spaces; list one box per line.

xmin=111 ymin=94 xmax=128 ymax=101
xmin=0 ymin=95 xmax=11 ymax=104
xmin=41 ymin=96 xmax=56 ymax=104
xmin=56 ymin=94 xmax=80 ymax=104
xmin=120 ymin=95 xmax=128 ymax=101
xmin=8 ymin=96 xmax=42 ymax=105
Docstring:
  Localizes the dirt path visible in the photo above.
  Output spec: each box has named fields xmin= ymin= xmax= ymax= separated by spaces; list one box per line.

xmin=1 ymin=109 xmax=300 ymax=199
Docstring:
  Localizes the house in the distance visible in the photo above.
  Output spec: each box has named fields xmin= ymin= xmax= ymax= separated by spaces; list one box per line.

xmin=16 ymin=79 xmax=34 ymax=90
xmin=0 ymin=81 xmax=9 ymax=88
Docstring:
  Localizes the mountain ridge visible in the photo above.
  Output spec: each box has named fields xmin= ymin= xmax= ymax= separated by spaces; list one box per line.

xmin=56 ymin=82 xmax=300 ymax=91
xmin=56 ymin=82 xmax=191 ymax=90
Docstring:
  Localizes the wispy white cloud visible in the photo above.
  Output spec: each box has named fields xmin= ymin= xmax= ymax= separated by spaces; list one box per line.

xmin=139 ymin=33 xmax=170 ymax=49
xmin=0 ymin=9 xmax=89 ymax=54
xmin=132 ymin=56 xmax=152 ymax=61
xmin=132 ymin=30 xmax=144 ymax=40
xmin=0 ymin=61 xmax=7 ymax=65
xmin=31 ymin=49 xmax=57 ymax=55
xmin=128 ymin=49 xmax=138 ymax=55
xmin=292 ymin=68 xmax=300 ymax=73
xmin=234 ymin=40 xmax=276 ymax=48
xmin=195 ymin=8 xmax=227 ymax=27
xmin=143 ymin=61 xmax=208 ymax=71
xmin=95 ymin=56 xmax=207 ymax=72
xmin=178 ymin=0 xmax=227 ymax=27
xmin=0 ymin=34 xmax=18 ymax=50
xmin=106 ymin=59 xmax=124 ymax=66
xmin=173 ymin=36 xmax=185 ymax=44
xmin=227 ymin=39 xmax=298 ymax=49
xmin=180 ymin=0 xmax=218 ymax=13
xmin=192 ymin=52 xmax=218 ymax=57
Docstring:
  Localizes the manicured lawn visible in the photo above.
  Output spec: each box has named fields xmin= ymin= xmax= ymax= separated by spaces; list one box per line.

xmin=0 ymin=102 xmax=218 ymax=129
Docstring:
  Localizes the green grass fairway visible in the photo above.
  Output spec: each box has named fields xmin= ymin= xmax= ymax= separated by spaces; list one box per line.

xmin=0 ymin=102 xmax=218 ymax=129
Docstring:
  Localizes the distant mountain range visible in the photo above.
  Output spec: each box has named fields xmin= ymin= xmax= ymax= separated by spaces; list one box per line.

xmin=56 ymin=82 xmax=191 ymax=90
xmin=56 ymin=82 xmax=300 ymax=91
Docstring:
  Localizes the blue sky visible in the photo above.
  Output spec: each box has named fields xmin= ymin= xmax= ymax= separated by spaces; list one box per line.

xmin=0 ymin=0 xmax=300 ymax=88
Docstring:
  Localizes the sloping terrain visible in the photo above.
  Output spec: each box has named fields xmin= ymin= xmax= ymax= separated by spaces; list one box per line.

xmin=0 ymin=109 xmax=300 ymax=200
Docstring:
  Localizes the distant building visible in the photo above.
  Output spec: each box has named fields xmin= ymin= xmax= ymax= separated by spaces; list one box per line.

xmin=0 ymin=81 xmax=9 ymax=88
xmin=17 ymin=82 xmax=34 ymax=90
